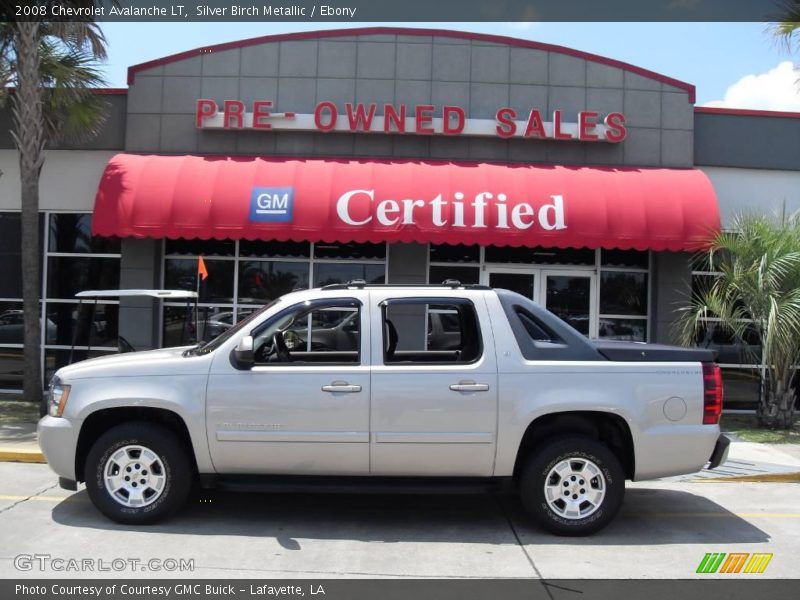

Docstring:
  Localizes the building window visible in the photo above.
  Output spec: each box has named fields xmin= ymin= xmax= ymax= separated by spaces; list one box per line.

xmin=427 ymin=245 xmax=650 ymax=342
xmin=238 ymin=261 xmax=310 ymax=303
xmin=0 ymin=214 xmax=31 ymax=392
xmin=485 ymin=245 xmax=595 ymax=265
xmin=429 ymin=265 xmax=481 ymax=285
xmin=0 ymin=212 xmax=122 ymax=393
xmin=48 ymin=213 xmax=120 ymax=255
xmin=597 ymin=250 xmax=649 ymax=343
xmin=0 ymin=213 xmax=23 ymax=300
xmin=42 ymin=213 xmax=121 ymax=384
xmin=161 ymin=240 xmax=386 ymax=346
xmin=428 ymin=244 xmax=481 ymax=285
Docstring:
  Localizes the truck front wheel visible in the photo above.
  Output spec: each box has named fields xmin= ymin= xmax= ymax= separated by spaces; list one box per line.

xmin=84 ymin=422 xmax=192 ymax=524
xmin=519 ymin=436 xmax=625 ymax=536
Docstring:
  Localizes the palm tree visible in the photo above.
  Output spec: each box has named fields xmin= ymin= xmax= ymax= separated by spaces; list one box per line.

xmin=675 ymin=213 xmax=800 ymax=429
xmin=1 ymin=17 xmax=109 ymax=408
xmin=772 ymin=0 xmax=800 ymax=46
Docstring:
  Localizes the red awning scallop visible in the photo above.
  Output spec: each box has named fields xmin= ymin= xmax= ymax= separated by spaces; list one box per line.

xmin=92 ymin=153 xmax=720 ymax=251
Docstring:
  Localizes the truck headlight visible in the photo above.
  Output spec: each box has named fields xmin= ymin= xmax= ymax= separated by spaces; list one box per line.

xmin=48 ymin=379 xmax=71 ymax=417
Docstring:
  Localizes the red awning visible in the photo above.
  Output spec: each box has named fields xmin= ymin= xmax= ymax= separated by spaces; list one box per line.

xmin=92 ymin=153 xmax=720 ymax=251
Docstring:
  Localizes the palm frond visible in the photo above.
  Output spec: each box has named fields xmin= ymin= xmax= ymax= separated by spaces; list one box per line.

xmin=42 ymin=20 xmax=108 ymax=61
xmin=2 ymin=19 xmax=111 ymax=145
xmin=674 ymin=212 xmax=800 ymax=425
xmin=770 ymin=0 xmax=800 ymax=46
xmin=39 ymin=41 xmax=109 ymax=142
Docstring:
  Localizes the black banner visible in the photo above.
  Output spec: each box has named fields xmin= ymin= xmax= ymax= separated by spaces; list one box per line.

xmin=3 ymin=580 xmax=800 ymax=600
xmin=0 ymin=0 xmax=792 ymax=22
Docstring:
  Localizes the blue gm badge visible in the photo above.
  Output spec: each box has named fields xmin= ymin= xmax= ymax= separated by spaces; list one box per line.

xmin=249 ymin=187 xmax=294 ymax=222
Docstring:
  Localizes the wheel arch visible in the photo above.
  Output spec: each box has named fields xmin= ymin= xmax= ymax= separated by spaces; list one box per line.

xmin=75 ymin=407 xmax=198 ymax=483
xmin=513 ymin=411 xmax=635 ymax=480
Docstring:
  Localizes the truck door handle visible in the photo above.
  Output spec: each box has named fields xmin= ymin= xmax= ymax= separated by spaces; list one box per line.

xmin=450 ymin=381 xmax=490 ymax=392
xmin=322 ymin=382 xmax=362 ymax=393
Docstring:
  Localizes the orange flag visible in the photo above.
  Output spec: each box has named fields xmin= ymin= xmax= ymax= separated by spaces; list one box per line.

xmin=197 ymin=256 xmax=208 ymax=280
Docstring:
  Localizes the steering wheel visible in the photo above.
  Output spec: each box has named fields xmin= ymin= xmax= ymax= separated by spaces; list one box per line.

xmin=254 ymin=332 xmax=291 ymax=363
xmin=272 ymin=330 xmax=291 ymax=362
xmin=254 ymin=329 xmax=294 ymax=363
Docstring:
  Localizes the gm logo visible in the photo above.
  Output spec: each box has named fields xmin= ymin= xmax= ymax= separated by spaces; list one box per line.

xmin=249 ymin=187 xmax=294 ymax=222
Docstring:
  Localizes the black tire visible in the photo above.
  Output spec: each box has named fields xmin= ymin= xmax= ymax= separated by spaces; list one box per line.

xmin=519 ymin=436 xmax=625 ymax=536
xmin=85 ymin=422 xmax=192 ymax=525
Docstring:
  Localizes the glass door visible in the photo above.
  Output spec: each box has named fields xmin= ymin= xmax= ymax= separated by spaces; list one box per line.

xmin=540 ymin=271 xmax=597 ymax=337
xmin=483 ymin=267 xmax=598 ymax=337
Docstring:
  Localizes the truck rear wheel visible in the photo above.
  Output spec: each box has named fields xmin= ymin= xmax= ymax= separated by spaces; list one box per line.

xmin=85 ymin=422 xmax=192 ymax=524
xmin=519 ymin=436 xmax=625 ymax=536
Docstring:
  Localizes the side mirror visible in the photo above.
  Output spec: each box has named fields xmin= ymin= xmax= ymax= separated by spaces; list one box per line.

xmin=233 ymin=335 xmax=255 ymax=368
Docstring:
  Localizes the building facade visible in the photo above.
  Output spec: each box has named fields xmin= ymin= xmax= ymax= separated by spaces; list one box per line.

xmin=2 ymin=27 xmax=800 ymax=410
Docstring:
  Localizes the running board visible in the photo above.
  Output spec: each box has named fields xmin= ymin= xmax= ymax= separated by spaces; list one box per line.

xmin=211 ymin=475 xmax=515 ymax=495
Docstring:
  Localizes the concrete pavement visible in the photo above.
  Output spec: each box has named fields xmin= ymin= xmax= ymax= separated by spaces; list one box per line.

xmin=0 ymin=421 xmax=43 ymax=463
xmin=677 ymin=441 xmax=800 ymax=482
xmin=0 ymin=462 xmax=797 ymax=579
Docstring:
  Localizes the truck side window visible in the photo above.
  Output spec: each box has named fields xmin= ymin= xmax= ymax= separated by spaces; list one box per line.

xmin=251 ymin=300 xmax=360 ymax=365
xmin=383 ymin=299 xmax=482 ymax=364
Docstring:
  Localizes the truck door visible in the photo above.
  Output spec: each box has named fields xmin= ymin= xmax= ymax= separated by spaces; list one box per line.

xmin=369 ymin=292 xmax=498 ymax=476
xmin=206 ymin=295 xmax=371 ymax=475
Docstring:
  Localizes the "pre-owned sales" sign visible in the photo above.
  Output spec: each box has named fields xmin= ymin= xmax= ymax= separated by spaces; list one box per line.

xmin=195 ymin=99 xmax=627 ymax=142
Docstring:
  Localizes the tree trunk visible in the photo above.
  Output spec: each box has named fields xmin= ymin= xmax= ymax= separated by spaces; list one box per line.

xmin=757 ymin=384 xmax=796 ymax=430
xmin=12 ymin=23 xmax=45 ymax=410
xmin=757 ymin=375 xmax=774 ymax=427
xmin=776 ymin=390 xmax=796 ymax=430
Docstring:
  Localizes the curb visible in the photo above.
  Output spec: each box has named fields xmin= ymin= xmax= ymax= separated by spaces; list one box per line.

xmin=0 ymin=448 xmax=46 ymax=464
xmin=692 ymin=472 xmax=800 ymax=483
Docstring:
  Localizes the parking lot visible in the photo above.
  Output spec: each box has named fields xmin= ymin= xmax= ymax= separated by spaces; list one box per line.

xmin=0 ymin=463 xmax=797 ymax=579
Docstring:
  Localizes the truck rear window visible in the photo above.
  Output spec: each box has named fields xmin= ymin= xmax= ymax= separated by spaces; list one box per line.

xmin=382 ymin=299 xmax=482 ymax=364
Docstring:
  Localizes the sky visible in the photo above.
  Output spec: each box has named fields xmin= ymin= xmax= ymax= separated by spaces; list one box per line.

xmin=99 ymin=22 xmax=800 ymax=110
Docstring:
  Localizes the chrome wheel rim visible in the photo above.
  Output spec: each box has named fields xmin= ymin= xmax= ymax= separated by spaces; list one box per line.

xmin=544 ymin=457 xmax=606 ymax=520
xmin=103 ymin=445 xmax=166 ymax=508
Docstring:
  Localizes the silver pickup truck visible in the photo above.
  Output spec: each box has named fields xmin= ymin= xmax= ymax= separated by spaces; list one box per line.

xmin=38 ymin=282 xmax=729 ymax=536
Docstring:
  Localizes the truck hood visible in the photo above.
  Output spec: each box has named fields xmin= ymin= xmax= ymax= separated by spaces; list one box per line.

xmin=54 ymin=346 xmax=211 ymax=381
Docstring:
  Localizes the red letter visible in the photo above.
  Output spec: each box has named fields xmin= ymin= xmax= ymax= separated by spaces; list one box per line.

xmin=523 ymin=109 xmax=546 ymax=138
xmin=195 ymin=99 xmax=217 ymax=128
xmin=495 ymin=107 xmax=517 ymax=138
xmin=314 ymin=101 xmax=338 ymax=132
xmin=346 ymin=103 xmax=377 ymax=132
xmin=604 ymin=112 xmax=627 ymax=143
xmin=222 ymin=100 xmax=245 ymax=129
xmin=384 ymin=104 xmax=406 ymax=133
xmin=552 ymin=110 xmax=572 ymax=140
xmin=443 ymin=105 xmax=465 ymax=135
xmin=252 ymin=100 xmax=273 ymax=130
xmin=415 ymin=104 xmax=435 ymax=135
xmin=578 ymin=111 xmax=599 ymax=141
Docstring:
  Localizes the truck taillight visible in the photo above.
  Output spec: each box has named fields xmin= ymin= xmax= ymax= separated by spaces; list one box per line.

xmin=702 ymin=363 xmax=723 ymax=425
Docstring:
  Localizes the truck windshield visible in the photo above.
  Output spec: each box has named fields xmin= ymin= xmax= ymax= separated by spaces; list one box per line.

xmin=185 ymin=298 xmax=281 ymax=356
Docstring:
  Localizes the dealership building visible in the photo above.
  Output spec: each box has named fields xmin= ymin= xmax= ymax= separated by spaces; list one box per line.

xmin=1 ymin=27 xmax=799 ymax=409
